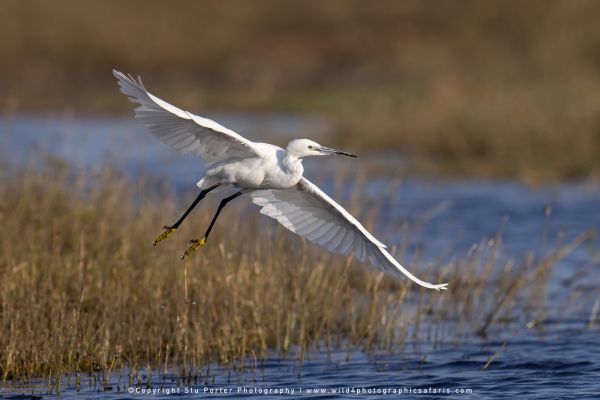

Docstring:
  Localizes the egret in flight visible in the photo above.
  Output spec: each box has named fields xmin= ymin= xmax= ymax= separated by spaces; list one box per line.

xmin=113 ymin=70 xmax=447 ymax=291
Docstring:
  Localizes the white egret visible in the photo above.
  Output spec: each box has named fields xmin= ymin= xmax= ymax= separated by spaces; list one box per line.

xmin=113 ymin=70 xmax=448 ymax=291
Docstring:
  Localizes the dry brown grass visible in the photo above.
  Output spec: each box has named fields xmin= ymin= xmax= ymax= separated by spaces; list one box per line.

xmin=0 ymin=160 xmax=594 ymax=387
xmin=2 ymin=1 xmax=600 ymax=181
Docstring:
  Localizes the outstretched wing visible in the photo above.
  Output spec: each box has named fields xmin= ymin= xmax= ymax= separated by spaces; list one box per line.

xmin=251 ymin=177 xmax=448 ymax=290
xmin=113 ymin=70 xmax=260 ymax=166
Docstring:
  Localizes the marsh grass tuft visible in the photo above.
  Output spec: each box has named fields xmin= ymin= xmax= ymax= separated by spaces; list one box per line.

xmin=0 ymin=161 xmax=595 ymax=386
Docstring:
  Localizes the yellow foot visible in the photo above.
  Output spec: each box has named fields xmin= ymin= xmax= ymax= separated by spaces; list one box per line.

xmin=181 ymin=237 xmax=206 ymax=259
xmin=153 ymin=225 xmax=177 ymax=246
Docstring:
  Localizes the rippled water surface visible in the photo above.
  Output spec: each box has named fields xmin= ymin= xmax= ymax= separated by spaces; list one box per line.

xmin=1 ymin=115 xmax=599 ymax=399
xmin=2 ymin=326 xmax=599 ymax=399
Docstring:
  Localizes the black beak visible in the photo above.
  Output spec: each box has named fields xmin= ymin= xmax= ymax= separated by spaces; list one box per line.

xmin=320 ymin=146 xmax=357 ymax=158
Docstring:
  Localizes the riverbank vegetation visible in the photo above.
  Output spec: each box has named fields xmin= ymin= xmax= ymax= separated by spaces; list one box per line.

xmin=2 ymin=1 xmax=600 ymax=182
xmin=0 ymin=161 xmax=595 ymax=387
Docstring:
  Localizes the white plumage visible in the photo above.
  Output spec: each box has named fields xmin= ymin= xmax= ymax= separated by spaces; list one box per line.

xmin=114 ymin=70 xmax=448 ymax=291
xmin=114 ymin=70 xmax=259 ymax=166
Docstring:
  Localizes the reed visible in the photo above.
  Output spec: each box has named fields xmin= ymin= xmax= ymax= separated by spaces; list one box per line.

xmin=0 ymin=161 xmax=594 ymax=385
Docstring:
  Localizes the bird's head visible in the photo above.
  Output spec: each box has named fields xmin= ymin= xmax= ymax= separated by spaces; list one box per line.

xmin=286 ymin=139 xmax=357 ymax=159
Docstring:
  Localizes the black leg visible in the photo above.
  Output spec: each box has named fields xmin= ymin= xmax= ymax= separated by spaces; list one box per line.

xmin=172 ymin=185 xmax=220 ymax=229
xmin=153 ymin=184 xmax=219 ymax=246
xmin=202 ymin=191 xmax=243 ymax=241
xmin=181 ymin=191 xmax=244 ymax=259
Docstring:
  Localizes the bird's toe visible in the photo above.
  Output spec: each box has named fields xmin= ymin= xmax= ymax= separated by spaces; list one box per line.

xmin=181 ymin=237 xmax=206 ymax=259
xmin=153 ymin=226 xmax=177 ymax=246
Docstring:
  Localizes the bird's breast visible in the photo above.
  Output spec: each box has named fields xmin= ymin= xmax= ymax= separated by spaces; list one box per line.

xmin=260 ymin=157 xmax=304 ymax=189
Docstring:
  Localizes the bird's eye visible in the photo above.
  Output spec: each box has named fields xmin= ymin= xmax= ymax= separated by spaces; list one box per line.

xmin=308 ymin=145 xmax=313 ymax=150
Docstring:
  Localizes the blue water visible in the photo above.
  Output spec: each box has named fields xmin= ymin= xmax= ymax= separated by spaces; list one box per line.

xmin=2 ymin=326 xmax=599 ymax=399
xmin=1 ymin=115 xmax=599 ymax=399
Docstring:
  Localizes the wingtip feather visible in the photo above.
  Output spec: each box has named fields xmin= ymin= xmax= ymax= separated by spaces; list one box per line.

xmin=434 ymin=283 xmax=449 ymax=291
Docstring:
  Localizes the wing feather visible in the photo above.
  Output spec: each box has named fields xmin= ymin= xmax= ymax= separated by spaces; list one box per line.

xmin=354 ymin=235 xmax=364 ymax=262
xmin=251 ymin=177 xmax=448 ymax=290
xmin=306 ymin=222 xmax=334 ymax=242
xmin=113 ymin=70 xmax=260 ymax=166
xmin=320 ymin=224 xmax=341 ymax=245
xmin=338 ymin=230 xmax=355 ymax=256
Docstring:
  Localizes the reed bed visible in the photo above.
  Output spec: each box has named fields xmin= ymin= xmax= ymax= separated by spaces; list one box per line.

xmin=0 ymin=161 xmax=594 ymax=386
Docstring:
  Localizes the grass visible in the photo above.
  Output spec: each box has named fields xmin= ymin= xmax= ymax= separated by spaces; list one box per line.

xmin=0 ymin=160 xmax=596 ymax=389
xmin=2 ymin=0 xmax=600 ymax=182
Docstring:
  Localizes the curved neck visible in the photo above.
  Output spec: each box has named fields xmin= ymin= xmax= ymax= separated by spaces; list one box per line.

xmin=281 ymin=151 xmax=304 ymax=175
xmin=282 ymin=152 xmax=302 ymax=172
